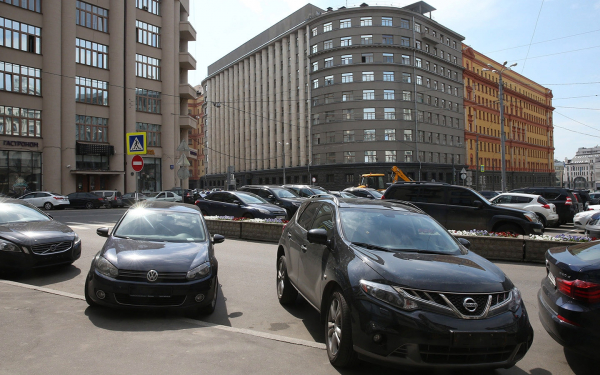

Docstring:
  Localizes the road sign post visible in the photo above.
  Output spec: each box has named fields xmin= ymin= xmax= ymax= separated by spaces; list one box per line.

xmin=131 ymin=155 xmax=144 ymax=197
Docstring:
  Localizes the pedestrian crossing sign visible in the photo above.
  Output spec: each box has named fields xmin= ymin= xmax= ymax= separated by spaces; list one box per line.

xmin=126 ymin=132 xmax=146 ymax=155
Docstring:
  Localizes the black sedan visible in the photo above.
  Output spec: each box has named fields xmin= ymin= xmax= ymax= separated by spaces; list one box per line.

xmin=538 ymin=242 xmax=600 ymax=357
xmin=67 ymin=192 xmax=105 ymax=209
xmin=0 ymin=198 xmax=81 ymax=272
xmin=195 ymin=191 xmax=287 ymax=219
xmin=84 ymin=201 xmax=222 ymax=314
xmin=277 ymin=198 xmax=533 ymax=369
xmin=121 ymin=192 xmax=148 ymax=207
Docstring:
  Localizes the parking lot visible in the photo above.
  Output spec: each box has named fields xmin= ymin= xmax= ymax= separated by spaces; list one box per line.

xmin=0 ymin=209 xmax=597 ymax=374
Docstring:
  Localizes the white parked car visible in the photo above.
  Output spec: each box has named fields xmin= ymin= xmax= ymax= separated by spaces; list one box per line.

xmin=573 ymin=204 xmax=600 ymax=231
xmin=490 ymin=193 xmax=559 ymax=228
xmin=145 ymin=191 xmax=182 ymax=203
xmin=18 ymin=191 xmax=70 ymax=210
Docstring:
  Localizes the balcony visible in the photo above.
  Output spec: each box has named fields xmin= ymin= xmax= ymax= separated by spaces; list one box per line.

xmin=179 ymin=115 xmax=198 ymax=130
xmin=420 ymin=32 xmax=439 ymax=44
xmin=179 ymin=52 xmax=196 ymax=70
xmin=179 ymin=83 xmax=197 ymax=100
xmin=180 ymin=21 xmax=196 ymax=41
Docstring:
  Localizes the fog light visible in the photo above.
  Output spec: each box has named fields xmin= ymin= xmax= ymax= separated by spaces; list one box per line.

xmin=373 ymin=333 xmax=383 ymax=343
xmin=195 ymin=293 xmax=205 ymax=302
xmin=96 ymin=290 xmax=106 ymax=300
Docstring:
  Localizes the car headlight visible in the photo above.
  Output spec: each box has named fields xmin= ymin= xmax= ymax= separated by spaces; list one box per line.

xmin=257 ymin=208 xmax=270 ymax=214
xmin=359 ymin=280 xmax=418 ymax=311
xmin=508 ymin=287 xmax=522 ymax=311
xmin=96 ymin=256 xmax=118 ymax=278
xmin=523 ymin=212 xmax=538 ymax=223
xmin=186 ymin=262 xmax=211 ymax=280
xmin=73 ymin=234 xmax=81 ymax=246
xmin=0 ymin=239 xmax=22 ymax=252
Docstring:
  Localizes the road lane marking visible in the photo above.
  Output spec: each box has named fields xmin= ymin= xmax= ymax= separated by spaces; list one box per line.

xmin=0 ymin=279 xmax=326 ymax=351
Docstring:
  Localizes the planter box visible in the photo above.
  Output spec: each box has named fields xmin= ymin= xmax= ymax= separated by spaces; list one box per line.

xmin=241 ymin=222 xmax=284 ymax=242
xmin=524 ymin=240 xmax=566 ymax=264
xmin=455 ymin=236 xmax=524 ymax=262
xmin=206 ymin=220 xmax=241 ymax=238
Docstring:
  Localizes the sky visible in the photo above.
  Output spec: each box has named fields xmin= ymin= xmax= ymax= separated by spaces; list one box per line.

xmin=188 ymin=0 xmax=600 ymax=162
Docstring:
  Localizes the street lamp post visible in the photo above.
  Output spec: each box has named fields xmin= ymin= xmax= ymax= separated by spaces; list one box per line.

xmin=483 ymin=61 xmax=517 ymax=193
xmin=278 ymin=141 xmax=289 ymax=184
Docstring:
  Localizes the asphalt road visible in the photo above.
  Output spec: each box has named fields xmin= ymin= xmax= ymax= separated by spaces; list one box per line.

xmin=0 ymin=209 xmax=597 ymax=375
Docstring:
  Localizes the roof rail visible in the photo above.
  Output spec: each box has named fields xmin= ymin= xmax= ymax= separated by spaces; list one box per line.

xmin=392 ymin=181 xmax=450 ymax=185
xmin=381 ymin=199 xmax=425 ymax=213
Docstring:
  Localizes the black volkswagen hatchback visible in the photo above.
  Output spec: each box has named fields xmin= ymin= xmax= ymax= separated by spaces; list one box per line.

xmin=84 ymin=201 xmax=223 ymax=315
xmin=277 ymin=197 xmax=533 ymax=369
xmin=538 ymin=242 xmax=600 ymax=357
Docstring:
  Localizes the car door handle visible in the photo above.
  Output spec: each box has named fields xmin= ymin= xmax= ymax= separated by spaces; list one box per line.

xmin=301 ymin=245 xmax=307 ymax=252
xmin=287 ymin=233 xmax=292 ymax=238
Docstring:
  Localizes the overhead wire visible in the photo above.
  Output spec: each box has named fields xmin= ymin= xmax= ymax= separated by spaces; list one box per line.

xmin=520 ymin=0 xmax=545 ymax=73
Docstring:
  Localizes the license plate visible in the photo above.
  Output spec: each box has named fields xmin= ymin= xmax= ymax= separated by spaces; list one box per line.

xmin=129 ymin=286 xmax=172 ymax=297
xmin=452 ymin=331 xmax=507 ymax=347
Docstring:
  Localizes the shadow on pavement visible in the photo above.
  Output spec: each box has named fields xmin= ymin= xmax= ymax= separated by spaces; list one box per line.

xmin=1 ymin=264 xmax=81 ymax=286
xmin=281 ymin=295 xmax=325 ymax=343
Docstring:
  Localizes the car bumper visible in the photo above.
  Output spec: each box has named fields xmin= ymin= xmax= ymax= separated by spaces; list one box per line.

xmin=538 ymin=278 xmax=599 ymax=357
xmin=0 ymin=241 xmax=81 ymax=270
xmin=525 ymin=222 xmax=544 ymax=235
xmin=350 ymin=296 xmax=533 ymax=369
xmin=86 ymin=269 xmax=217 ymax=309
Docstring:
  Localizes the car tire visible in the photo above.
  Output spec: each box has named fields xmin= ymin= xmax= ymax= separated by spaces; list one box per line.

xmin=495 ymin=223 xmax=524 ymax=235
xmin=84 ymin=277 xmax=98 ymax=308
xmin=276 ymin=254 xmax=297 ymax=305
xmin=197 ymin=277 xmax=218 ymax=315
xmin=243 ymin=213 xmax=254 ymax=219
xmin=43 ymin=202 xmax=53 ymax=210
xmin=536 ymin=213 xmax=547 ymax=228
xmin=325 ymin=289 xmax=356 ymax=368
xmin=85 ymin=202 xmax=94 ymax=209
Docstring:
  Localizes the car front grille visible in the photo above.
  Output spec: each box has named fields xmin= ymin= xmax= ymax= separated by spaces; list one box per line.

xmin=30 ymin=241 xmax=72 ymax=255
xmin=419 ymin=344 xmax=517 ymax=364
xmin=117 ymin=269 xmax=189 ymax=283
xmin=398 ymin=288 xmax=511 ymax=319
xmin=114 ymin=293 xmax=186 ymax=306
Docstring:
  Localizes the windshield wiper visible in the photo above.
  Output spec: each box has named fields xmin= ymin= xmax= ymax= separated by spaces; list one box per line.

xmin=113 ymin=235 xmax=131 ymax=240
xmin=392 ymin=249 xmax=446 ymax=255
xmin=351 ymin=242 xmax=394 ymax=252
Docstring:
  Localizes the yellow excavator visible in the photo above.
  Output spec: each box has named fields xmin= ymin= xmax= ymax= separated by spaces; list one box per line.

xmin=358 ymin=166 xmax=412 ymax=191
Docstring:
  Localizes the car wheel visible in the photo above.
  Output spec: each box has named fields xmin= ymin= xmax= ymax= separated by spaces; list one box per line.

xmin=495 ymin=224 xmax=524 ymax=235
xmin=197 ymin=277 xmax=218 ymax=315
xmin=242 ymin=213 xmax=254 ymax=219
xmin=536 ymin=213 xmax=547 ymax=228
xmin=325 ymin=289 xmax=356 ymax=367
xmin=85 ymin=202 xmax=94 ymax=209
xmin=104 ymin=203 xmax=112 ymax=209
xmin=43 ymin=202 xmax=53 ymax=210
xmin=84 ymin=277 xmax=98 ymax=308
xmin=276 ymin=254 xmax=297 ymax=305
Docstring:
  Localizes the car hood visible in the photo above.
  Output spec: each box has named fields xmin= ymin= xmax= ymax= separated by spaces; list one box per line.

xmin=354 ymin=247 xmax=512 ymax=293
xmin=0 ymin=221 xmax=76 ymax=245
xmin=487 ymin=203 xmax=531 ymax=215
xmin=101 ymin=237 xmax=209 ymax=272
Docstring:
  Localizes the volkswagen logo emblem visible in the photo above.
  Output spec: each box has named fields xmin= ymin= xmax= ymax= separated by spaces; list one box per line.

xmin=463 ymin=297 xmax=478 ymax=312
xmin=147 ymin=270 xmax=159 ymax=282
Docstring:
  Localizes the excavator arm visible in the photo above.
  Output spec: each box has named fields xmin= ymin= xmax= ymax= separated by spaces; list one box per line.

xmin=391 ymin=166 xmax=412 ymax=183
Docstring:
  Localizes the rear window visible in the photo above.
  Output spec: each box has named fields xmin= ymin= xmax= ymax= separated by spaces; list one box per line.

xmin=537 ymin=197 xmax=549 ymax=205
xmin=93 ymin=192 xmax=103 ymax=197
xmin=567 ymin=242 xmax=600 ymax=262
xmin=297 ymin=202 xmax=321 ymax=230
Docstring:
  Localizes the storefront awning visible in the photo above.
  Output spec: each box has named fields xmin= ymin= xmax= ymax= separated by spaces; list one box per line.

xmin=69 ymin=170 xmax=125 ymax=175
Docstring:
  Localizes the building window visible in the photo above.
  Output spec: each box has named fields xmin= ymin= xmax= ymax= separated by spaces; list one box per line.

xmin=324 ymin=57 xmax=333 ymax=68
xmin=415 ymin=57 xmax=422 ymax=67
xmin=1 ymin=0 xmax=41 ymax=12
xmin=135 ymin=88 xmax=161 ymax=113
xmin=76 ymin=38 xmax=108 ymax=69
xmin=312 ymin=61 xmax=318 ymax=71
xmin=365 ymin=151 xmax=376 ymax=163
xmin=136 ymin=0 xmax=160 ymax=15
xmin=343 ymin=152 xmax=355 ymax=164
xmin=345 ymin=173 xmax=354 ymax=182
xmin=311 ymin=45 xmax=317 ymax=53
xmin=400 ymin=18 xmax=410 ymax=29
xmin=325 ymin=111 xmax=334 ymax=123
xmin=383 ymin=71 xmax=394 ymax=81
xmin=416 ymin=75 xmax=423 ymax=85
xmin=136 ymin=20 xmax=160 ymax=48
xmin=343 ymin=130 xmax=355 ymax=142
xmin=384 ymin=90 xmax=394 ymax=100
xmin=341 ymin=73 xmax=353 ymax=83
xmin=385 ymin=129 xmax=395 ymax=141
xmin=76 ymin=115 xmax=108 ymax=143
xmin=76 ymin=1 xmax=108 ymax=32
xmin=136 ymin=122 xmax=161 ymax=147
xmin=76 ymin=76 xmax=108 ymax=105
xmin=343 ymin=109 xmax=354 ymax=120
xmin=340 ymin=36 xmax=352 ymax=46
xmin=401 ymin=54 xmax=410 ymax=65
xmin=363 ymin=90 xmax=374 ymax=100
xmin=312 ymin=79 xmax=319 ymax=89
xmin=341 ymin=54 xmax=352 ymax=64
xmin=360 ymin=17 xmax=372 ymax=26
xmin=0 ymin=105 xmax=41 ymax=138
xmin=340 ymin=18 xmax=351 ymax=28
xmin=414 ymin=23 xmax=421 ymax=32
xmin=383 ymin=53 xmax=393 ymax=63
xmin=418 ymin=131 xmax=424 ymax=142
xmin=0 ymin=17 xmax=41 ymax=54
xmin=382 ymin=35 xmax=393 ymax=44
xmin=426 ymin=78 xmax=430 ymax=88
xmin=361 ymin=35 xmax=373 ymax=44
xmin=312 ymin=113 xmax=320 ymax=125
xmin=326 ymin=152 xmax=335 ymax=164
xmin=136 ymin=54 xmax=161 ymax=80
xmin=361 ymin=53 xmax=373 ymax=63
xmin=385 ymin=151 xmax=397 ymax=162
xmin=417 ymin=110 xmax=424 ymax=122
xmin=404 ymin=129 xmax=413 ymax=141
xmin=313 ymin=133 xmax=322 ymax=146
xmin=312 ymin=27 xmax=317 ymax=36
xmin=400 ymin=36 xmax=410 ymax=46
xmin=415 ymin=40 xmax=421 ymax=49
xmin=382 ymin=17 xmax=392 ymax=26
xmin=324 ymin=75 xmax=333 ymax=86
xmin=324 ymin=93 xmax=334 ymax=104
xmin=384 ymin=108 xmax=395 ymax=120
xmin=364 ymin=109 xmax=375 ymax=120
xmin=0 ymin=61 xmax=41 ymax=96
xmin=324 ymin=39 xmax=333 ymax=49
xmin=402 ymin=73 xmax=411 ymax=83
xmin=404 ymin=151 xmax=413 ymax=162
xmin=403 ymin=108 xmax=412 ymax=120
xmin=362 ymin=71 xmax=374 ymax=82
xmin=323 ymin=22 xmax=332 ymax=32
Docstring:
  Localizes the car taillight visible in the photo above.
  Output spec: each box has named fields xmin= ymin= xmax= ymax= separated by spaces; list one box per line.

xmin=195 ymin=200 xmax=200 ymax=205
xmin=380 ymin=195 xmax=385 ymax=200
xmin=282 ymin=223 xmax=287 ymax=232
xmin=53 ymin=197 xmax=63 ymax=200
xmin=556 ymin=278 xmax=600 ymax=304
xmin=113 ymin=196 xmax=117 ymax=200
xmin=541 ymin=204 xmax=550 ymax=209
xmin=565 ymin=197 xmax=573 ymax=205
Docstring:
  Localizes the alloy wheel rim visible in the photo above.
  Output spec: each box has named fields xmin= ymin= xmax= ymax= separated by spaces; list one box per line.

xmin=327 ymin=297 xmax=342 ymax=356
xmin=277 ymin=259 xmax=285 ymax=298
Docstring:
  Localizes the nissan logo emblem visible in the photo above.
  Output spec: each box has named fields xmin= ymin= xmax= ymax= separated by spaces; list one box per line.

xmin=147 ymin=270 xmax=159 ymax=282
xmin=463 ymin=297 xmax=478 ymax=312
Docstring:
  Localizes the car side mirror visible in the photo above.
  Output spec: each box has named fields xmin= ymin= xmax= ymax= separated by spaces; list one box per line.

xmin=267 ymin=195 xmax=275 ymax=200
xmin=307 ymin=228 xmax=329 ymax=246
xmin=212 ymin=234 xmax=225 ymax=244
xmin=96 ymin=227 xmax=109 ymax=237
xmin=457 ymin=237 xmax=471 ymax=249
xmin=473 ymin=200 xmax=483 ymax=209
xmin=233 ymin=200 xmax=242 ymax=205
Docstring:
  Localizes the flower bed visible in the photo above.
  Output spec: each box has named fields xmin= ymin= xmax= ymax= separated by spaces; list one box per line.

xmin=529 ymin=234 xmax=596 ymax=242
xmin=204 ymin=216 xmax=288 ymax=224
xmin=448 ymin=230 xmax=518 ymax=238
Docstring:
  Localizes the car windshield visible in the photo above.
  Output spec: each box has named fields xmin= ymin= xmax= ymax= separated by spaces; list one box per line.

xmin=235 ymin=192 xmax=268 ymax=204
xmin=114 ymin=208 xmax=206 ymax=242
xmin=341 ymin=192 xmax=357 ymax=198
xmin=369 ymin=190 xmax=383 ymax=199
xmin=273 ymin=188 xmax=299 ymax=198
xmin=339 ymin=208 xmax=460 ymax=254
xmin=0 ymin=203 xmax=51 ymax=224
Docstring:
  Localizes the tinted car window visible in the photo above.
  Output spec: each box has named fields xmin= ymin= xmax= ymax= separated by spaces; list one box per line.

xmin=448 ymin=188 xmax=476 ymax=207
xmin=512 ymin=196 xmax=533 ymax=204
xmin=494 ymin=195 xmax=512 ymax=204
xmin=36 ymin=193 xmax=49 ymax=198
xmin=235 ymin=192 xmax=267 ymax=204
xmin=539 ymin=190 xmax=560 ymax=200
xmin=369 ymin=190 xmax=383 ymax=199
xmin=251 ymin=189 xmax=270 ymax=199
xmin=299 ymin=188 xmax=313 ymax=197
xmin=272 ymin=188 xmax=299 ymax=198
xmin=209 ymin=193 xmax=226 ymax=202
xmin=537 ymin=197 xmax=549 ymax=205
xmin=310 ymin=203 xmax=334 ymax=236
xmin=21 ymin=193 xmax=35 ymax=199
xmin=386 ymin=186 xmax=443 ymax=203
xmin=297 ymin=202 xmax=321 ymax=230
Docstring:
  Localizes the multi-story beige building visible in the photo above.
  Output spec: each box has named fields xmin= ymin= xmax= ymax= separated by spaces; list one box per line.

xmin=187 ymin=84 xmax=205 ymax=188
xmin=0 ymin=0 xmax=197 ymax=196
